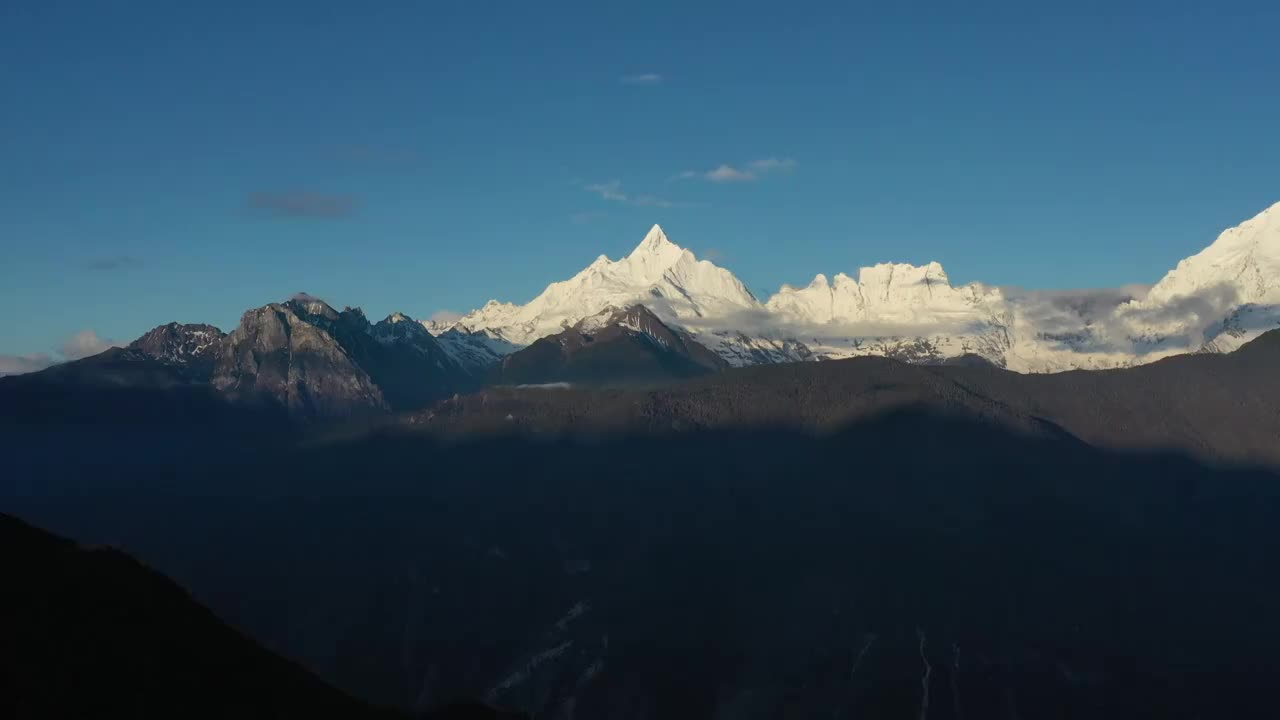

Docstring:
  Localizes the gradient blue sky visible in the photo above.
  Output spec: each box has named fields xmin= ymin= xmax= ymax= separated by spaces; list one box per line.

xmin=3 ymin=1 xmax=1279 ymax=359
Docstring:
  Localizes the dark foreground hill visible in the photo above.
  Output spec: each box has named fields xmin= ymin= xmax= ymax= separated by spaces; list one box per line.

xmin=7 ymin=406 xmax=1280 ymax=718
xmin=0 ymin=514 xmax=523 ymax=719
xmin=5 ymin=332 xmax=1280 ymax=717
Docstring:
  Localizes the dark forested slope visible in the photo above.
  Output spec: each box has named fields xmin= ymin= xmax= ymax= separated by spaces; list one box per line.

xmin=415 ymin=328 xmax=1280 ymax=467
xmin=0 ymin=514 xmax=526 ymax=719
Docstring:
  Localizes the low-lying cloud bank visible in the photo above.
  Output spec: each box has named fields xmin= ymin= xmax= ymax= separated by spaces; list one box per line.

xmin=676 ymin=280 xmax=1256 ymax=361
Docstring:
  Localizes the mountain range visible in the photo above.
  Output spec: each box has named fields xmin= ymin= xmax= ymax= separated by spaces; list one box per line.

xmin=421 ymin=325 xmax=1280 ymax=468
xmin=441 ymin=200 xmax=1280 ymax=372
xmin=4 ymin=201 xmax=1277 ymax=419
xmin=7 ymin=202 xmax=1280 ymax=717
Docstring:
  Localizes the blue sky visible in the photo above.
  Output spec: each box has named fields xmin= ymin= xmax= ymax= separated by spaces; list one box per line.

xmin=2 ymin=0 xmax=1279 ymax=360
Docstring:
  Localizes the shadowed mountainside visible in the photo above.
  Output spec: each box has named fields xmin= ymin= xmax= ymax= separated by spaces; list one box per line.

xmin=1 ymin=513 xmax=389 ymax=718
xmin=495 ymin=305 xmax=728 ymax=387
xmin=419 ymin=328 xmax=1280 ymax=467
xmin=0 ymin=513 xmax=527 ymax=719
xmin=7 ymin=406 xmax=1280 ymax=718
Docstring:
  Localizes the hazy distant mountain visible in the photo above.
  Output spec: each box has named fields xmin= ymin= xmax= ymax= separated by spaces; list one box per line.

xmin=496 ymin=304 xmax=727 ymax=386
xmin=436 ymin=201 xmax=1280 ymax=372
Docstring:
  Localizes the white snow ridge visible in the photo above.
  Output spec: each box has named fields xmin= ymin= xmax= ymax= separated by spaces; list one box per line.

xmin=428 ymin=204 xmax=1280 ymax=372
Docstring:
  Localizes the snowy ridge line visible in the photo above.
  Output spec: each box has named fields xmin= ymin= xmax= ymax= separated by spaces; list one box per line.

xmin=428 ymin=202 xmax=1280 ymax=373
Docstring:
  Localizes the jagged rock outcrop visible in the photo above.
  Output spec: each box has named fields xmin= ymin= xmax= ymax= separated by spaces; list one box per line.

xmin=211 ymin=296 xmax=481 ymax=419
xmin=212 ymin=299 xmax=388 ymax=418
xmin=128 ymin=322 xmax=226 ymax=380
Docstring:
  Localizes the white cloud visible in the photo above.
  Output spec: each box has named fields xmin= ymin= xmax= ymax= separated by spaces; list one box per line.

xmin=0 ymin=328 xmax=121 ymax=377
xmin=705 ymin=164 xmax=757 ymax=183
xmin=584 ymin=180 xmax=628 ymax=202
xmin=996 ymin=283 xmax=1249 ymax=355
xmin=748 ymin=157 xmax=797 ymax=174
xmin=620 ymin=73 xmax=662 ymax=85
xmin=0 ymin=353 xmax=55 ymax=377
xmin=682 ymin=306 xmax=981 ymax=341
xmin=61 ymin=330 xmax=121 ymax=361
xmin=428 ymin=310 xmax=464 ymax=324
xmin=584 ymin=180 xmax=676 ymax=208
xmin=695 ymin=157 xmax=798 ymax=183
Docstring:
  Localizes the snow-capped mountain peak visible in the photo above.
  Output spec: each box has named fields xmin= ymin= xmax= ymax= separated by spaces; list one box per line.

xmin=372 ymin=312 xmax=436 ymax=346
xmin=632 ymin=223 xmax=677 ymax=255
xmin=765 ymin=259 xmax=1000 ymax=327
xmin=1106 ymin=200 xmax=1280 ymax=354
xmin=441 ymin=201 xmax=1280 ymax=373
xmin=451 ymin=224 xmax=760 ymax=346
xmin=623 ymin=224 xmax=686 ymax=280
xmin=1143 ymin=200 xmax=1280 ymax=306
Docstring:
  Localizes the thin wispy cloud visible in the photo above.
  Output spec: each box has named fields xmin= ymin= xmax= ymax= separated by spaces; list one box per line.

xmin=676 ymin=157 xmax=798 ymax=183
xmin=748 ymin=157 xmax=797 ymax=173
xmin=584 ymin=180 xmax=629 ymax=202
xmin=705 ymin=164 xmax=757 ymax=182
xmin=85 ymin=255 xmax=142 ymax=271
xmin=633 ymin=194 xmax=674 ymax=208
xmin=620 ymin=73 xmax=662 ymax=85
xmin=584 ymin=180 xmax=676 ymax=208
xmin=428 ymin=310 xmax=463 ymax=324
xmin=247 ymin=192 xmax=358 ymax=219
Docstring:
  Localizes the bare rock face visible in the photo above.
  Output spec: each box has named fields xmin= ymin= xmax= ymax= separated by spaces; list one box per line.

xmin=210 ymin=297 xmax=482 ymax=420
xmin=128 ymin=323 xmax=226 ymax=380
xmin=212 ymin=302 xmax=388 ymax=419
